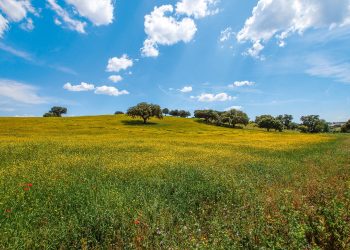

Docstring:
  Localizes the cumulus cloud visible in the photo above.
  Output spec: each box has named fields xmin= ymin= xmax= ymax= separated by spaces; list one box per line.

xmin=0 ymin=79 xmax=48 ymax=104
xmin=192 ymin=92 xmax=234 ymax=102
xmin=228 ymin=81 xmax=256 ymax=88
xmin=48 ymin=0 xmax=87 ymax=33
xmin=225 ymin=105 xmax=242 ymax=111
xmin=179 ymin=86 xmax=192 ymax=93
xmin=176 ymin=0 xmax=219 ymax=19
xmin=65 ymin=0 xmax=114 ymax=26
xmin=108 ymin=75 xmax=123 ymax=83
xmin=237 ymin=0 xmax=350 ymax=57
xmin=63 ymin=82 xmax=95 ymax=91
xmin=106 ymin=55 xmax=133 ymax=72
xmin=94 ymin=86 xmax=129 ymax=96
xmin=141 ymin=5 xmax=197 ymax=57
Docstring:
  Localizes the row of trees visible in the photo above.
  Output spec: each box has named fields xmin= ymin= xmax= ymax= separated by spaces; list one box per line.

xmin=43 ymin=104 xmax=349 ymax=134
xmin=162 ymin=108 xmax=191 ymax=118
xmin=194 ymin=109 xmax=331 ymax=133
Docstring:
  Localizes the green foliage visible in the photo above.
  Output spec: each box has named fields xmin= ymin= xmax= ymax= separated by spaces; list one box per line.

xmin=114 ymin=111 xmax=124 ymax=115
xmin=255 ymin=115 xmax=284 ymax=132
xmin=194 ymin=110 xmax=219 ymax=123
xmin=43 ymin=106 xmax=67 ymax=117
xmin=276 ymin=114 xmax=294 ymax=129
xmin=127 ymin=102 xmax=163 ymax=124
xmin=194 ymin=109 xmax=249 ymax=128
xmin=222 ymin=109 xmax=249 ymax=128
xmin=341 ymin=120 xmax=350 ymax=133
xmin=300 ymin=115 xmax=329 ymax=133
xmin=169 ymin=109 xmax=191 ymax=118
xmin=162 ymin=108 xmax=169 ymax=115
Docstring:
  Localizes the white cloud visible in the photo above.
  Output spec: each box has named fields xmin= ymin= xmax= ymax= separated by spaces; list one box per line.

xmin=0 ymin=0 xmax=35 ymax=22
xmin=0 ymin=14 xmax=8 ymax=37
xmin=141 ymin=39 xmax=159 ymax=57
xmin=48 ymin=0 xmax=87 ymax=33
xmin=108 ymin=75 xmax=123 ymax=83
xmin=106 ymin=54 xmax=133 ymax=72
xmin=94 ymin=86 xmax=129 ymax=96
xmin=176 ymin=0 xmax=219 ymax=19
xmin=0 ymin=0 xmax=36 ymax=37
xmin=229 ymin=81 xmax=256 ymax=88
xmin=193 ymin=92 xmax=234 ymax=102
xmin=306 ymin=58 xmax=350 ymax=84
xmin=225 ymin=105 xmax=243 ymax=111
xmin=219 ymin=27 xmax=233 ymax=42
xmin=0 ymin=79 xmax=48 ymax=104
xmin=179 ymin=86 xmax=192 ymax=93
xmin=141 ymin=5 xmax=197 ymax=57
xmin=20 ymin=18 xmax=34 ymax=31
xmin=237 ymin=0 xmax=350 ymax=57
xmin=65 ymin=0 xmax=114 ymax=26
xmin=0 ymin=42 xmax=33 ymax=60
xmin=63 ymin=82 xmax=95 ymax=91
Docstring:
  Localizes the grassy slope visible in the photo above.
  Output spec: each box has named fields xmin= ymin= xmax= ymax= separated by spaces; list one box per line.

xmin=0 ymin=115 xmax=349 ymax=249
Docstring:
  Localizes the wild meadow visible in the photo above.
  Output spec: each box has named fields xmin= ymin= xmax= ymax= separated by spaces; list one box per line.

xmin=1 ymin=115 xmax=349 ymax=249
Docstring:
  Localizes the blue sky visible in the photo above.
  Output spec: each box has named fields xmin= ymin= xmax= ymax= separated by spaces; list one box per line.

xmin=0 ymin=0 xmax=349 ymax=122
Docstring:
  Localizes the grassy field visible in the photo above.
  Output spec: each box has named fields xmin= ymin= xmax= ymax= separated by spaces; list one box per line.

xmin=1 ymin=115 xmax=349 ymax=249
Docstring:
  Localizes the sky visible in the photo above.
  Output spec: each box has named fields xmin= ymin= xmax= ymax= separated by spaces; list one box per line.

xmin=0 ymin=0 xmax=350 ymax=122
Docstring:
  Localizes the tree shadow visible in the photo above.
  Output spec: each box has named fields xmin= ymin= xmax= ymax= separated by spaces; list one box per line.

xmin=121 ymin=120 xmax=158 ymax=126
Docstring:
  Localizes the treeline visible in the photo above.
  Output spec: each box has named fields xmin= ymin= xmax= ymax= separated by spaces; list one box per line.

xmin=162 ymin=108 xmax=191 ymax=118
xmin=43 ymin=104 xmax=350 ymax=134
xmin=193 ymin=109 xmax=331 ymax=133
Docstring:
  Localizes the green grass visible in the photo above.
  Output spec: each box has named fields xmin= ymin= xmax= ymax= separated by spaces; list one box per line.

xmin=1 ymin=115 xmax=349 ymax=249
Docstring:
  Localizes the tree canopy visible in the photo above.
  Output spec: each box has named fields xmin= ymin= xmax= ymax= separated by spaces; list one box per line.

xmin=341 ymin=120 xmax=350 ymax=133
xmin=255 ymin=115 xmax=283 ymax=132
xmin=300 ymin=115 xmax=329 ymax=133
xmin=43 ymin=106 xmax=67 ymax=117
xmin=126 ymin=102 xmax=163 ymax=124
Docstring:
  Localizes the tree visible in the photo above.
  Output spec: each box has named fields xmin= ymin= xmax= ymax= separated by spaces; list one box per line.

xmin=300 ymin=115 xmax=328 ymax=133
xmin=114 ymin=111 xmax=124 ymax=115
xmin=43 ymin=106 xmax=67 ymax=117
xmin=276 ymin=114 xmax=293 ymax=129
xmin=255 ymin=115 xmax=283 ymax=132
xmin=341 ymin=120 xmax=350 ymax=133
xmin=194 ymin=110 xmax=218 ymax=123
xmin=127 ymin=102 xmax=163 ymax=124
xmin=162 ymin=108 xmax=169 ymax=115
xmin=178 ymin=110 xmax=191 ymax=118
xmin=222 ymin=109 xmax=249 ymax=128
xmin=169 ymin=109 xmax=179 ymax=116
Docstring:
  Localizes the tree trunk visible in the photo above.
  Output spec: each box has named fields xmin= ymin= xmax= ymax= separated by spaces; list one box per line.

xmin=143 ymin=118 xmax=147 ymax=124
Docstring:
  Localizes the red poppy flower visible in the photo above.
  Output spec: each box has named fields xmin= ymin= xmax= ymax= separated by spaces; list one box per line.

xmin=23 ymin=187 xmax=30 ymax=191
xmin=5 ymin=209 xmax=11 ymax=213
xmin=27 ymin=183 xmax=33 ymax=187
xmin=134 ymin=219 xmax=140 ymax=225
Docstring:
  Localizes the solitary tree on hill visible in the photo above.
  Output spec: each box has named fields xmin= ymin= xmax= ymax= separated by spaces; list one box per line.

xmin=43 ymin=106 xmax=67 ymax=117
xmin=127 ymin=102 xmax=163 ymax=124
